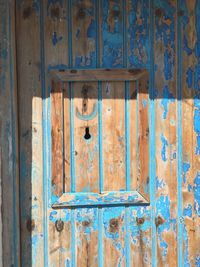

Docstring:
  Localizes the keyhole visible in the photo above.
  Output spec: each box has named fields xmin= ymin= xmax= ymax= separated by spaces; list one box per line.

xmin=84 ymin=127 xmax=91 ymax=140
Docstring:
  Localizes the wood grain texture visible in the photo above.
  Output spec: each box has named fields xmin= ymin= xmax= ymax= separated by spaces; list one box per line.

xmin=72 ymin=0 xmax=96 ymax=68
xmin=16 ymin=0 xmax=44 ymax=266
xmin=51 ymin=69 xmax=148 ymax=82
xmin=0 ymin=0 xmax=20 ymax=266
xmin=137 ymin=74 xmax=149 ymax=200
xmin=130 ymin=81 xmax=138 ymax=190
xmin=49 ymin=209 xmax=71 ymax=267
xmin=73 ymin=82 xmax=99 ymax=193
xmin=103 ymin=207 xmax=125 ymax=267
xmin=181 ymin=0 xmax=200 ymax=265
xmin=130 ymin=206 xmax=151 ymax=266
xmin=76 ymin=208 xmax=98 ymax=267
xmin=63 ymin=83 xmax=71 ymax=193
xmin=102 ymin=81 xmax=126 ymax=191
xmin=127 ymin=0 xmax=150 ymax=68
xmin=51 ymin=79 xmax=63 ymax=197
xmin=44 ymin=0 xmax=68 ymax=68
xmin=154 ymin=0 xmax=178 ymax=266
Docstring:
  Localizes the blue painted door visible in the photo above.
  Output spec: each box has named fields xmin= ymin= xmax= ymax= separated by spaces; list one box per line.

xmin=16 ymin=0 xmax=200 ymax=266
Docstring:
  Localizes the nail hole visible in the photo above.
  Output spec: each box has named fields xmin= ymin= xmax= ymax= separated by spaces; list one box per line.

xmin=84 ymin=127 xmax=91 ymax=140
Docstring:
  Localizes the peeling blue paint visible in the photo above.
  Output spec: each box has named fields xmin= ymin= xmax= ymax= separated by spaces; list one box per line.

xmin=161 ymin=134 xmax=168 ymax=162
xmin=156 ymin=177 xmax=165 ymax=190
xmin=183 ymin=162 xmax=190 ymax=184
xmin=156 ymin=196 xmax=172 ymax=259
xmin=128 ymin=0 xmax=149 ymax=67
xmin=194 ymin=106 xmax=200 ymax=155
xmin=183 ymin=204 xmax=192 ymax=218
xmin=161 ymin=85 xmax=175 ymax=119
xmin=183 ymin=224 xmax=190 ymax=267
xmin=186 ymin=67 xmax=193 ymax=89
xmin=52 ymin=32 xmax=63 ymax=46
xmin=101 ymin=0 xmax=123 ymax=68
xmin=194 ymin=173 xmax=200 ymax=216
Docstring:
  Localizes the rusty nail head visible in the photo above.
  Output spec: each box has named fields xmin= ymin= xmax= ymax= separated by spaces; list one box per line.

xmin=55 ymin=219 xmax=64 ymax=232
xmin=136 ymin=217 xmax=145 ymax=225
xmin=155 ymin=216 xmax=164 ymax=227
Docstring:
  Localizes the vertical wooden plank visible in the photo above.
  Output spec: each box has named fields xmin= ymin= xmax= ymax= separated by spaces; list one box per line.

xmin=71 ymin=0 xmax=96 ymax=68
xmin=70 ymin=1 xmax=99 ymax=266
xmin=130 ymin=206 xmax=151 ymax=266
xmin=73 ymin=82 xmax=99 ymax=193
xmin=100 ymin=0 xmax=124 ymax=68
xmin=44 ymin=0 xmax=68 ymax=68
xmin=16 ymin=0 xmax=44 ymax=266
xmin=63 ymin=83 xmax=71 ymax=193
xmin=154 ymin=0 xmax=178 ymax=266
xmin=16 ymin=0 xmax=44 ymax=265
xmin=0 ymin=1 xmax=20 ymax=266
xmin=102 ymin=81 xmax=126 ymax=191
xmin=127 ymin=2 xmax=152 ymax=265
xmin=103 ymin=207 xmax=125 ymax=267
xmin=75 ymin=208 xmax=98 ymax=267
xmin=49 ymin=209 xmax=71 ymax=267
xmin=137 ymin=75 xmax=149 ymax=200
xmin=181 ymin=0 xmax=200 ymax=265
xmin=130 ymin=81 xmax=138 ymax=190
xmin=127 ymin=0 xmax=150 ymax=68
xmin=43 ymin=0 xmax=72 ymax=265
xmin=51 ymin=79 xmax=63 ymax=197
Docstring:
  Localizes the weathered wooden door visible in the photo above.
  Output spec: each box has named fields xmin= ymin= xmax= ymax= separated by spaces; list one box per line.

xmin=49 ymin=68 xmax=150 ymax=266
xmin=15 ymin=0 xmax=200 ymax=266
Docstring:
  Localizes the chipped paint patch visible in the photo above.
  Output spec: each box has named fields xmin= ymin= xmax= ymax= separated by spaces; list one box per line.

xmin=194 ymin=173 xmax=200 ymax=216
xmin=161 ymin=134 xmax=168 ymax=162
xmin=161 ymin=85 xmax=175 ymax=119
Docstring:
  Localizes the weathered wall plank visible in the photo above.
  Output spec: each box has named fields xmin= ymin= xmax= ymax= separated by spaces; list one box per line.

xmin=16 ymin=0 xmax=44 ymax=266
xmin=0 ymin=0 xmax=20 ymax=266
xmin=181 ymin=0 xmax=200 ymax=265
xmin=154 ymin=0 xmax=178 ymax=266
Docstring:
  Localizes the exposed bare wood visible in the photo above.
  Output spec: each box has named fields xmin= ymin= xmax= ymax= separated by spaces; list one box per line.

xmin=51 ymin=69 xmax=148 ymax=82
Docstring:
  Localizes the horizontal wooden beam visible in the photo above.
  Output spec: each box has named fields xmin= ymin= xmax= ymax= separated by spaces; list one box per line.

xmin=50 ymin=68 xmax=148 ymax=82
xmin=52 ymin=191 xmax=149 ymax=208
